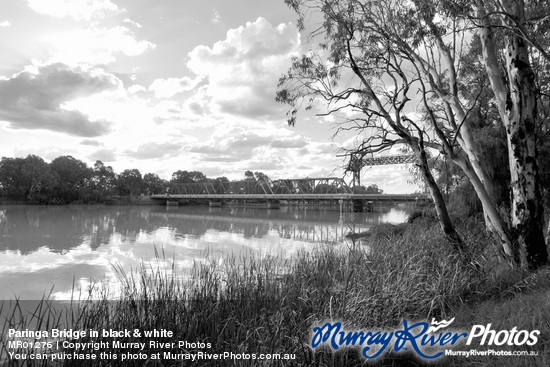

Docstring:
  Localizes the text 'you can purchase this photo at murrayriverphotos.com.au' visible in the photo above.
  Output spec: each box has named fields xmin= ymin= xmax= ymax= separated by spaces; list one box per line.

xmin=5 ymin=328 xmax=297 ymax=363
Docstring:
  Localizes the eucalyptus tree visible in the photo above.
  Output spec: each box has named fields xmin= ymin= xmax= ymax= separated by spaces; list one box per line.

xmin=410 ymin=0 xmax=549 ymax=267
xmin=244 ymin=171 xmax=256 ymax=181
xmin=279 ymin=0 xmax=549 ymax=268
xmin=387 ymin=0 xmax=517 ymax=261
xmin=277 ymin=0 xmax=465 ymax=250
xmin=401 ymin=0 xmax=548 ymax=267
xmin=171 ymin=170 xmax=208 ymax=183
xmin=117 ymin=169 xmax=143 ymax=197
xmin=472 ymin=0 xmax=548 ymax=267
xmin=0 ymin=157 xmax=25 ymax=199
xmin=50 ymin=156 xmax=92 ymax=203
xmin=0 ymin=155 xmax=55 ymax=201
xmin=91 ymin=160 xmax=117 ymax=200
xmin=418 ymin=0 xmax=549 ymax=267
xmin=143 ymin=173 xmax=167 ymax=195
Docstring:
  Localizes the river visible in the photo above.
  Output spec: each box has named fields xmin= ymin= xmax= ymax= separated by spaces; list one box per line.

xmin=0 ymin=204 xmax=412 ymax=300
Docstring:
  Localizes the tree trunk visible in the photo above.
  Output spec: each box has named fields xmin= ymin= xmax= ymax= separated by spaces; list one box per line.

xmin=502 ymin=0 xmax=547 ymax=268
xmin=428 ymin=95 xmax=516 ymax=261
xmin=446 ymin=101 xmax=505 ymax=238
xmin=445 ymin=95 xmax=498 ymax=203
xmin=411 ymin=142 xmax=464 ymax=252
xmin=451 ymin=153 xmax=515 ymax=259
xmin=477 ymin=0 xmax=548 ymax=268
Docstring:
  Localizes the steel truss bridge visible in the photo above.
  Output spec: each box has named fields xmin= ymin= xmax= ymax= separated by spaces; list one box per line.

xmin=150 ymin=177 xmax=426 ymax=202
xmin=346 ymin=154 xmax=417 ymax=188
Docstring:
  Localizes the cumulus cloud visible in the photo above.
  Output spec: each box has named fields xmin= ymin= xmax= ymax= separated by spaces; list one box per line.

xmin=27 ymin=0 xmax=118 ymax=21
xmin=149 ymin=77 xmax=203 ymax=99
xmin=0 ymin=21 xmax=11 ymax=27
xmin=190 ymin=128 xmax=273 ymax=159
xmin=123 ymin=18 xmax=142 ymax=28
xmin=186 ymin=17 xmax=300 ymax=120
xmin=44 ymin=26 xmax=156 ymax=65
xmin=13 ymin=145 xmax=74 ymax=161
xmin=307 ymin=141 xmax=340 ymax=155
xmin=127 ymin=84 xmax=146 ymax=95
xmin=188 ymin=102 xmax=205 ymax=115
xmin=124 ymin=142 xmax=183 ymax=160
xmin=80 ymin=139 xmax=102 ymax=147
xmin=185 ymin=125 xmax=321 ymax=177
xmin=270 ymin=137 xmax=308 ymax=149
xmin=0 ymin=63 xmax=118 ymax=137
xmin=89 ymin=148 xmax=116 ymax=162
xmin=180 ymin=85 xmax=211 ymax=117
xmin=199 ymin=155 xmax=241 ymax=163
xmin=245 ymin=155 xmax=287 ymax=171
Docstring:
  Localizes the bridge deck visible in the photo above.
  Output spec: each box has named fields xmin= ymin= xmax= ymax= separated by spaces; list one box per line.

xmin=151 ymin=193 xmax=426 ymax=201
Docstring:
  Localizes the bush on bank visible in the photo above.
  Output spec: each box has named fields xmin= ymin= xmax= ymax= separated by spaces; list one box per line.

xmin=1 ymin=217 xmax=548 ymax=366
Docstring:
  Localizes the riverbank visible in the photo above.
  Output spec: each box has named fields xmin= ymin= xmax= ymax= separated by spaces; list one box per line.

xmin=1 ymin=217 xmax=548 ymax=366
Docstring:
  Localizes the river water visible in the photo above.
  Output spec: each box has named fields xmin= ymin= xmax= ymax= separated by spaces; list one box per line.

xmin=0 ymin=204 xmax=412 ymax=300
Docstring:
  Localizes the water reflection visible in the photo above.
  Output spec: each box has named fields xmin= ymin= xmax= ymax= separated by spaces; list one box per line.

xmin=0 ymin=204 xmax=412 ymax=300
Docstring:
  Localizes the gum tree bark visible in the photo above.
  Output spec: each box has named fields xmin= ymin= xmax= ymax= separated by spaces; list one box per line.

xmin=476 ymin=0 xmax=548 ymax=268
xmin=404 ymin=123 xmax=464 ymax=251
xmin=417 ymin=76 xmax=515 ymax=258
xmin=416 ymin=148 xmax=463 ymax=251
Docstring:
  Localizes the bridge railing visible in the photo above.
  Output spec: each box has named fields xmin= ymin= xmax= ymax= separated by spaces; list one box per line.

xmin=173 ymin=180 xmax=276 ymax=195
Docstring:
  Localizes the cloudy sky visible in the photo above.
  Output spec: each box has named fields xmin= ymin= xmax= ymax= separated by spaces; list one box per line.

xmin=0 ymin=0 xmax=417 ymax=193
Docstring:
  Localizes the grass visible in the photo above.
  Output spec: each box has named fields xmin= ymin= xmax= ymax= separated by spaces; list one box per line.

xmin=1 ymin=217 xmax=549 ymax=366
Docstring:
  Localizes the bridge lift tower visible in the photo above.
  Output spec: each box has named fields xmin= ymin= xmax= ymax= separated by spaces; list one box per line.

xmin=346 ymin=154 xmax=417 ymax=189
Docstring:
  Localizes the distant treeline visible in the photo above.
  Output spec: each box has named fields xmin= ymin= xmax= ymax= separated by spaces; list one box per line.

xmin=0 ymin=155 xmax=383 ymax=204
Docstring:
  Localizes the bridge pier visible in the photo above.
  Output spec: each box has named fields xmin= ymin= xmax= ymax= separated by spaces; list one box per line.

xmin=209 ymin=200 xmax=223 ymax=207
xmin=267 ymin=200 xmax=280 ymax=209
xmin=365 ymin=201 xmax=374 ymax=212
xmin=166 ymin=200 xmax=179 ymax=207
xmin=338 ymin=199 xmax=353 ymax=212
xmin=353 ymin=199 xmax=364 ymax=212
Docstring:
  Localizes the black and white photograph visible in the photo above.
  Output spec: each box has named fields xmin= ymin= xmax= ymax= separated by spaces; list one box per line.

xmin=0 ymin=0 xmax=548 ymax=366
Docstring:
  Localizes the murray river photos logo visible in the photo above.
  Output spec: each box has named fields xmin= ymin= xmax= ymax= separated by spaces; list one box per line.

xmin=310 ymin=318 xmax=540 ymax=360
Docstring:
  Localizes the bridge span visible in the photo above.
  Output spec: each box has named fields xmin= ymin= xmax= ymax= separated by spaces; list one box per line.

xmin=150 ymin=177 xmax=429 ymax=211
xmin=151 ymin=193 xmax=422 ymax=201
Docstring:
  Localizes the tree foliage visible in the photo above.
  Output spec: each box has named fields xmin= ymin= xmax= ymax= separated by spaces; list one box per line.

xmin=50 ymin=156 xmax=92 ymax=203
xmin=143 ymin=173 xmax=167 ymax=195
xmin=278 ymin=0 xmax=468 ymax=250
xmin=117 ymin=169 xmax=143 ymax=197
xmin=0 ymin=155 xmax=268 ymax=203
xmin=278 ymin=0 xmax=550 ymax=267
xmin=0 ymin=155 xmax=56 ymax=202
